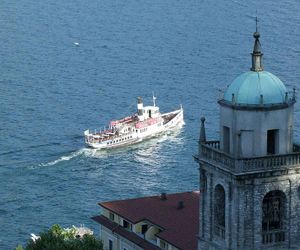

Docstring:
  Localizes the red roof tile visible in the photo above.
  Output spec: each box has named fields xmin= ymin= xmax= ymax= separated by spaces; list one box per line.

xmin=94 ymin=191 xmax=199 ymax=250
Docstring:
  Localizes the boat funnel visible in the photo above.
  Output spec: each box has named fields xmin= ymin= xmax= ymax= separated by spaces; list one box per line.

xmin=137 ymin=97 xmax=144 ymax=118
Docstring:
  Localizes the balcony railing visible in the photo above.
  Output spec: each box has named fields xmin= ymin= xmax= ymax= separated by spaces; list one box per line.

xmin=262 ymin=230 xmax=285 ymax=244
xmin=197 ymin=141 xmax=300 ymax=173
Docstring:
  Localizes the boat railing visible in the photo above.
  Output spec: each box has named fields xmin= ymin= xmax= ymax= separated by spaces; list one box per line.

xmin=197 ymin=140 xmax=300 ymax=173
xmin=161 ymin=108 xmax=182 ymax=117
xmin=85 ymin=129 xmax=137 ymax=143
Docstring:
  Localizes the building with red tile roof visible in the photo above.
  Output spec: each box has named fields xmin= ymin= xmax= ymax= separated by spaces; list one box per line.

xmin=92 ymin=191 xmax=199 ymax=250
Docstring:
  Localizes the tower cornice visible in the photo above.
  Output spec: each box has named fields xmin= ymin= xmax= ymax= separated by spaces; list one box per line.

xmin=218 ymin=98 xmax=296 ymax=111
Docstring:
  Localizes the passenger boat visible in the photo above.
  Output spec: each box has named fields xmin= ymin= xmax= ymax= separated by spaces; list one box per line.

xmin=84 ymin=96 xmax=184 ymax=149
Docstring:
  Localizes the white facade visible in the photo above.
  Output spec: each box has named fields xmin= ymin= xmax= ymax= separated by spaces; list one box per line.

xmin=100 ymin=226 xmax=143 ymax=250
xmin=98 ymin=208 xmax=180 ymax=250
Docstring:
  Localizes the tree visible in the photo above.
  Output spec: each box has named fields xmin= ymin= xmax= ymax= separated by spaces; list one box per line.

xmin=17 ymin=224 xmax=103 ymax=250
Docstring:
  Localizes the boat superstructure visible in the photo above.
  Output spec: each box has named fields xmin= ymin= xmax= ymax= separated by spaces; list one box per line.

xmin=84 ymin=96 xmax=184 ymax=149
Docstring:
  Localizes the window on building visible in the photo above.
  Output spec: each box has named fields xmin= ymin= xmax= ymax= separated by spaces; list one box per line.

xmin=109 ymin=239 xmax=113 ymax=250
xmin=214 ymin=184 xmax=225 ymax=239
xmin=141 ymin=224 xmax=148 ymax=234
xmin=160 ymin=240 xmax=168 ymax=249
xmin=109 ymin=212 xmax=114 ymax=221
xmin=267 ymin=129 xmax=279 ymax=154
xmin=123 ymin=220 xmax=132 ymax=230
xmin=262 ymin=190 xmax=286 ymax=244
xmin=223 ymin=126 xmax=230 ymax=153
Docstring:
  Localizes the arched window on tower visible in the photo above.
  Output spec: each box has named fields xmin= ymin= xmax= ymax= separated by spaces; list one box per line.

xmin=262 ymin=190 xmax=286 ymax=244
xmin=214 ymin=184 xmax=225 ymax=239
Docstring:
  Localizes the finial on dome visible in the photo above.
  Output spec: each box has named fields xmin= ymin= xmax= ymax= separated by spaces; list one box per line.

xmin=251 ymin=16 xmax=263 ymax=72
xmin=253 ymin=16 xmax=260 ymax=39
xmin=255 ymin=16 xmax=259 ymax=32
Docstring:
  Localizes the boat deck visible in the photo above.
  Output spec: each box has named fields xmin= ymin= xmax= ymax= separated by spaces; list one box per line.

xmin=162 ymin=112 xmax=178 ymax=125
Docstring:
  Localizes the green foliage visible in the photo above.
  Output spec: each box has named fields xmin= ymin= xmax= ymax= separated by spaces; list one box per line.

xmin=15 ymin=245 xmax=23 ymax=250
xmin=22 ymin=224 xmax=103 ymax=250
xmin=49 ymin=224 xmax=77 ymax=240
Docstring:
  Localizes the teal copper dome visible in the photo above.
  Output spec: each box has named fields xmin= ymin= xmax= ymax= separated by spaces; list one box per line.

xmin=224 ymin=71 xmax=287 ymax=105
xmin=222 ymin=26 xmax=291 ymax=106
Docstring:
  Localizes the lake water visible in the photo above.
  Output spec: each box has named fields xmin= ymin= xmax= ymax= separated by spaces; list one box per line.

xmin=1 ymin=0 xmax=300 ymax=249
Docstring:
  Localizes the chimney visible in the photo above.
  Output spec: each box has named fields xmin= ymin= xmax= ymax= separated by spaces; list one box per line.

xmin=160 ymin=192 xmax=167 ymax=200
xmin=177 ymin=201 xmax=184 ymax=209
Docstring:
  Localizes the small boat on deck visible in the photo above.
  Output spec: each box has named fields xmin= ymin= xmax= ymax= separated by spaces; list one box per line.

xmin=84 ymin=96 xmax=184 ymax=149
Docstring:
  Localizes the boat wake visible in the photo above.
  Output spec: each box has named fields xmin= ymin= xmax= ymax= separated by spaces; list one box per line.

xmin=28 ymin=146 xmax=115 ymax=169
xmin=133 ymin=129 xmax=185 ymax=165
xmin=28 ymin=148 xmax=88 ymax=169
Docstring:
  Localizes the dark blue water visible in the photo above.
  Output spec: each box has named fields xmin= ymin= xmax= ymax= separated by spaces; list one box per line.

xmin=1 ymin=0 xmax=300 ymax=249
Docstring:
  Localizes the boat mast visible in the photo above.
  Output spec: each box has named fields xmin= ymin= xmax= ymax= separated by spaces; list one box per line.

xmin=152 ymin=92 xmax=156 ymax=107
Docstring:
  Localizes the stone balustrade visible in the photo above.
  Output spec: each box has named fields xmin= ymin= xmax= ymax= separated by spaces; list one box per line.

xmin=197 ymin=141 xmax=300 ymax=173
xmin=262 ymin=230 xmax=285 ymax=245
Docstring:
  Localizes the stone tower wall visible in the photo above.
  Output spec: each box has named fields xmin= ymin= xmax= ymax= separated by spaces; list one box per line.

xmin=198 ymin=160 xmax=300 ymax=250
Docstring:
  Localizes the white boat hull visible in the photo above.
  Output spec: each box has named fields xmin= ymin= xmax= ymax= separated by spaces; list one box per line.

xmin=85 ymin=108 xmax=184 ymax=149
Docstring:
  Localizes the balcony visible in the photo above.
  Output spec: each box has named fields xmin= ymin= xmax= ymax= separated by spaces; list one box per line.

xmin=195 ymin=141 xmax=300 ymax=174
xmin=262 ymin=230 xmax=285 ymax=245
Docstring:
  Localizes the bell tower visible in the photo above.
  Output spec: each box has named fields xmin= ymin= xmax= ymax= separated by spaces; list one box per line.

xmin=196 ymin=26 xmax=300 ymax=250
